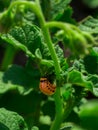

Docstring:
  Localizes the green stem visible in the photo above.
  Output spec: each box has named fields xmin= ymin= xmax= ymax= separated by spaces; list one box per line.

xmin=45 ymin=21 xmax=74 ymax=54
xmin=35 ymin=1 xmax=63 ymax=130
xmin=1 ymin=45 xmax=16 ymax=70
xmin=50 ymin=86 xmax=64 ymax=130
xmin=5 ymin=1 xmax=40 ymax=20
xmin=46 ymin=21 xmax=70 ymax=31
xmin=45 ymin=21 xmax=81 ymax=33
xmin=35 ymin=0 xmax=61 ymax=79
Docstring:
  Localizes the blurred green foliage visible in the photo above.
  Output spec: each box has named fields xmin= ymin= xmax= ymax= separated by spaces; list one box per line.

xmin=0 ymin=0 xmax=98 ymax=130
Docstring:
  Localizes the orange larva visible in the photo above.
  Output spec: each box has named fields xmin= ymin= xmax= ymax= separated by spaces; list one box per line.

xmin=39 ymin=78 xmax=56 ymax=95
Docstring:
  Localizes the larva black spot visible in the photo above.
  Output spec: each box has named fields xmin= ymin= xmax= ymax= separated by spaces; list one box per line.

xmin=48 ymin=87 xmax=51 ymax=90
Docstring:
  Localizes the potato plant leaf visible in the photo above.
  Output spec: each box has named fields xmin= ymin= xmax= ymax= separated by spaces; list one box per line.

xmin=87 ymin=74 xmax=98 ymax=96
xmin=0 ymin=108 xmax=28 ymax=130
xmin=0 ymin=65 xmax=40 ymax=95
xmin=67 ymin=70 xmax=93 ymax=91
xmin=1 ymin=24 xmax=45 ymax=59
xmin=90 ymin=47 xmax=98 ymax=56
xmin=51 ymin=0 xmax=72 ymax=20
xmin=79 ymin=16 xmax=98 ymax=41
xmin=1 ymin=34 xmax=35 ymax=59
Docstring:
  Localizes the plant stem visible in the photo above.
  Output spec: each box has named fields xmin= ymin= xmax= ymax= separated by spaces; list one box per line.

xmin=46 ymin=21 xmax=70 ymax=31
xmin=35 ymin=0 xmax=61 ymax=79
xmin=6 ymin=1 xmax=40 ymax=19
xmin=50 ymin=86 xmax=63 ymax=130
xmin=46 ymin=21 xmax=96 ymax=45
xmin=1 ymin=45 xmax=16 ymax=70
xmin=35 ymin=1 xmax=63 ymax=130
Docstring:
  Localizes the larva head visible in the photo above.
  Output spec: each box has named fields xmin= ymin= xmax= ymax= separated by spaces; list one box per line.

xmin=39 ymin=78 xmax=56 ymax=95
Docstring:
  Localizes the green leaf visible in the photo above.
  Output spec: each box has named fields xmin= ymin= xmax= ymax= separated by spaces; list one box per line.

xmin=1 ymin=34 xmax=35 ymax=59
xmin=0 ymin=65 xmax=39 ymax=95
xmin=72 ymin=59 xmax=86 ymax=74
xmin=60 ymin=123 xmax=85 ymax=130
xmin=90 ymin=47 xmax=98 ymax=56
xmin=0 ymin=91 xmax=42 ymax=121
xmin=41 ymin=0 xmax=75 ymax=23
xmin=0 ymin=108 xmax=28 ymax=130
xmin=71 ymin=126 xmax=85 ymax=130
xmin=79 ymin=100 xmax=98 ymax=130
xmin=57 ymin=6 xmax=76 ymax=24
xmin=1 ymin=24 xmax=45 ymax=59
xmin=31 ymin=126 xmax=39 ymax=130
xmin=83 ymin=0 xmax=98 ymax=8
xmin=51 ymin=0 xmax=72 ymax=20
xmin=67 ymin=70 xmax=93 ymax=91
xmin=79 ymin=16 xmax=98 ymax=41
xmin=87 ymin=74 xmax=98 ymax=96
xmin=40 ymin=43 xmax=66 ymax=76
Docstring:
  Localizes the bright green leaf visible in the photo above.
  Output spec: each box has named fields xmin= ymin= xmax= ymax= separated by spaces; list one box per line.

xmin=31 ymin=126 xmax=39 ymax=130
xmin=67 ymin=70 xmax=93 ymax=91
xmin=1 ymin=24 xmax=45 ymax=59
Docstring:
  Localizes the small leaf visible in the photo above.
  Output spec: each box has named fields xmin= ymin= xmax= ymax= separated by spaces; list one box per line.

xmin=39 ymin=115 xmax=51 ymax=125
xmin=0 ymin=108 xmax=28 ymax=130
xmin=31 ymin=126 xmax=39 ymax=130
